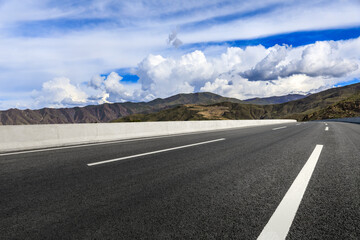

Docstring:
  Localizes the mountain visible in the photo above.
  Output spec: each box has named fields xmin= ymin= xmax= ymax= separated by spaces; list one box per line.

xmin=243 ymin=94 xmax=306 ymax=105
xmin=0 ymin=92 xmax=242 ymax=125
xmin=300 ymin=92 xmax=360 ymax=121
xmin=147 ymin=92 xmax=242 ymax=107
xmin=113 ymin=83 xmax=360 ymax=122
xmin=269 ymin=82 xmax=360 ymax=119
xmin=112 ymin=104 xmax=267 ymax=122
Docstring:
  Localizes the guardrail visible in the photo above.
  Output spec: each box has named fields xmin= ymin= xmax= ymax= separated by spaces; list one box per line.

xmin=0 ymin=119 xmax=296 ymax=153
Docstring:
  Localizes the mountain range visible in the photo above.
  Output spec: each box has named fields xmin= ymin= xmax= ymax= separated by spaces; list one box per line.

xmin=0 ymin=92 xmax=242 ymax=125
xmin=113 ymin=83 xmax=360 ymax=122
xmin=1 ymin=83 xmax=359 ymax=125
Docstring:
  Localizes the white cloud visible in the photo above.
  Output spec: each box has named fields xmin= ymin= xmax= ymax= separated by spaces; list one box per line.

xmin=87 ymin=72 xmax=143 ymax=103
xmin=1 ymin=0 xmax=360 ymax=93
xmin=242 ymin=41 xmax=359 ymax=81
xmin=3 ymin=37 xmax=360 ymax=110
xmin=1 ymin=0 xmax=360 ymax=110
xmin=292 ymin=41 xmax=359 ymax=78
xmin=103 ymin=72 xmax=132 ymax=101
xmin=180 ymin=1 xmax=360 ymax=44
xmin=32 ymin=77 xmax=88 ymax=108
xmin=136 ymin=50 xmax=214 ymax=98
xmin=200 ymin=74 xmax=340 ymax=100
xmin=135 ymin=37 xmax=360 ymax=100
xmin=201 ymin=78 xmax=235 ymax=96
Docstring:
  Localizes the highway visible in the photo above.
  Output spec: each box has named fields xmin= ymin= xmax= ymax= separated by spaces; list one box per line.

xmin=1 ymin=121 xmax=359 ymax=239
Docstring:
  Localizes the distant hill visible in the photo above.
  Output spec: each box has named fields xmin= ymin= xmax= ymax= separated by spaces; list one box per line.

xmin=300 ymin=92 xmax=360 ymax=121
xmin=147 ymin=92 xmax=242 ymax=107
xmin=270 ymin=82 xmax=360 ymax=119
xmin=113 ymin=83 xmax=360 ymax=122
xmin=244 ymin=94 xmax=306 ymax=105
xmin=0 ymin=92 xmax=242 ymax=125
xmin=112 ymin=103 xmax=267 ymax=122
xmin=2 ymin=83 xmax=360 ymax=125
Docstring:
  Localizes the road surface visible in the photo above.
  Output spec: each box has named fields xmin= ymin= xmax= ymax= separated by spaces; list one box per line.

xmin=1 ymin=121 xmax=359 ymax=239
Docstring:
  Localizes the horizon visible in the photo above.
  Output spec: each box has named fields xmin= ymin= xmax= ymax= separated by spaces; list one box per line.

xmin=1 ymin=0 xmax=360 ymax=110
xmin=2 ymin=80 xmax=360 ymax=112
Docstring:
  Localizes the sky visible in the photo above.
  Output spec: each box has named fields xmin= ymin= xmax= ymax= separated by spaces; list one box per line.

xmin=0 ymin=0 xmax=360 ymax=110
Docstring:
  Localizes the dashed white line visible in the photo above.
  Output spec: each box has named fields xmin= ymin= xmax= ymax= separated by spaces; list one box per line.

xmin=272 ymin=126 xmax=287 ymax=130
xmin=324 ymin=123 xmax=328 ymax=126
xmin=257 ymin=144 xmax=324 ymax=240
xmin=87 ymin=138 xmax=226 ymax=166
xmin=296 ymin=123 xmax=301 ymax=126
xmin=325 ymin=127 xmax=329 ymax=131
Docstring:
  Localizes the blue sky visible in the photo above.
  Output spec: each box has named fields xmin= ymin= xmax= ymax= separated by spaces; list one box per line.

xmin=186 ymin=26 xmax=360 ymax=49
xmin=0 ymin=0 xmax=360 ymax=109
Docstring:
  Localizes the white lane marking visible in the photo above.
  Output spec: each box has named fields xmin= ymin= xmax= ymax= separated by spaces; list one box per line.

xmin=0 ymin=129 xmax=230 ymax=157
xmin=325 ymin=127 xmax=329 ymax=131
xmin=296 ymin=123 xmax=301 ymax=126
xmin=324 ymin=123 xmax=328 ymax=126
xmin=87 ymin=138 xmax=226 ymax=166
xmin=272 ymin=126 xmax=287 ymax=130
xmin=257 ymin=144 xmax=324 ymax=240
xmin=0 ymin=136 xmax=182 ymax=157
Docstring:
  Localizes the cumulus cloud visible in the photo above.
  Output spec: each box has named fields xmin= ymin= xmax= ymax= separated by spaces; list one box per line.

xmin=31 ymin=72 xmax=141 ymax=108
xmin=242 ymin=41 xmax=359 ymax=81
xmin=22 ymin=37 xmax=360 ymax=109
xmin=32 ymin=77 xmax=88 ymax=108
xmin=87 ymin=72 xmax=145 ymax=103
xmin=241 ymin=44 xmax=289 ymax=81
xmin=287 ymin=41 xmax=359 ymax=78
xmin=200 ymin=74 xmax=338 ymax=100
xmin=134 ymin=37 xmax=360 ymax=100
xmin=136 ymin=50 xmax=214 ymax=98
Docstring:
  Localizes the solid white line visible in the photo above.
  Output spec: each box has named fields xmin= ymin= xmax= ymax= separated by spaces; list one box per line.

xmin=87 ymin=138 xmax=226 ymax=166
xmin=272 ymin=126 xmax=287 ymax=130
xmin=325 ymin=127 xmax=329 ymax=131
xmin=257 ymin=144 xmax=324 ymax=240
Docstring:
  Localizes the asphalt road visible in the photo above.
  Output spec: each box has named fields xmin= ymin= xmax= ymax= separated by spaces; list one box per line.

xmin=1 ymin=121 xmax=359 ymax=239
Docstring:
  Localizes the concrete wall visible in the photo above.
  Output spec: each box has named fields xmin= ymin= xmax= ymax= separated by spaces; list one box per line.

xmin=317 ymin=117 xmax=360 ymax=124
xmin=0 ymin=120 xmax=296 ymax=152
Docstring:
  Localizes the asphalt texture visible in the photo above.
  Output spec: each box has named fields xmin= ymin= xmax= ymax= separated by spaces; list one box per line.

xmin=1 ymin=122 xmax=359 ymax=239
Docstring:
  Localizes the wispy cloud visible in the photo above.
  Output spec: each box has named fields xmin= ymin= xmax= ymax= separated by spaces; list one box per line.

xmin=167 ymin=29 xmax=183 ymax=48
xmin=0 ymin=0 xmax=360 ymax=109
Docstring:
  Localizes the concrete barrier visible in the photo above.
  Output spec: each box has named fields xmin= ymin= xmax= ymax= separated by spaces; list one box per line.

xmin=317 ymin=117 xmax=360 ymax=124
xmin=0 ymin=120 xmax=296 ymax=153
